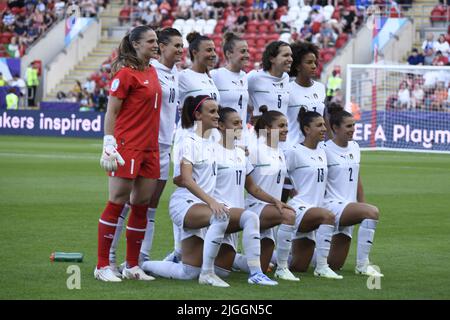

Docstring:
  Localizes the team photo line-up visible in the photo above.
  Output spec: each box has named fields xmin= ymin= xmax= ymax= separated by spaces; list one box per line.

xmin=95 ymin=24 xmax=383 ymax=287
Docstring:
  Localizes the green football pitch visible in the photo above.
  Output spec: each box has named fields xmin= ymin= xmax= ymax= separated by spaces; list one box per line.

xmin=1 ymin=135 xmax=449 ymax=300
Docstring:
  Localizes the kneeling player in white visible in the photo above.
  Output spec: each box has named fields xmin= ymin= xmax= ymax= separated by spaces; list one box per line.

xmin=285 ymin=108 xmax=343 ymax=279
xmin=324 ymin=107 xmax=383 ymax=277
xmin=142 ymin=96 xmax=230 ymax=287
xmin=213 ymin=107 xmax=290 ymax=286
xmin=233 ymin=108 xmax=299 ymax=281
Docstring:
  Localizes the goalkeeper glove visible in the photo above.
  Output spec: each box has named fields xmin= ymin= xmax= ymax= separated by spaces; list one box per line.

xmin=100 ymin=135 xmax=125 ymax=172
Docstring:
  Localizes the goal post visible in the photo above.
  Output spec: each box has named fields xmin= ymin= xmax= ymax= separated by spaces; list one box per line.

xmin=346 ymin=64 xmax=450 ymax=154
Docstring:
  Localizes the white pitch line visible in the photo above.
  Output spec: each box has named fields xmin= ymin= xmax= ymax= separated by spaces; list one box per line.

xmin=0 ymin=152 xmax=97 ymax=160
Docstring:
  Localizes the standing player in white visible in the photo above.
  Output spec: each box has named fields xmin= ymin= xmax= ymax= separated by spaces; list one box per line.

xmin=324 ymin=108 xmax=383 ymax=277
xmin=214 ymin=107 xmax=291 ymax=286
xmin=178 ymin=31 xmax=220 ymax=107
xmin=286 ymin=41 xmax=326 ymax=148
xmin=142 ymin=95 xmax=231 ymax=287
xmin=108 ymin=28 xmax=184 ymax=269
xmin=281 ymin=41 xmax=328 ymax=203
xmin=233 ymin=108 xmax=299 ymax=282
xmin=247 ymin=41 xmax=292 ymax=117
xmin=285 ymin=108 xmax=343 ymax=279
xmin=210 ymin=32 xmax=249 ymax=148
xmin=167 ymin=31 xmax=221 ymax=263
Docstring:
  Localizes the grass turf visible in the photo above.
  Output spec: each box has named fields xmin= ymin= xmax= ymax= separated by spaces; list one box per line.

xmin=0 ymin=135 xmax=449 ymax=299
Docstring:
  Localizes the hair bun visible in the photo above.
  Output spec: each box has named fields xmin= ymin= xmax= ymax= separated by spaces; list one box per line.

xmin=327 ymin=102 xmax=344 ymax=115
xmin=186 ymin=31 xmax=201 ymax=44
xmin=259 ymin=105 xmax=268 ymax=114
xmin=223 ymin=32 xmax=235 ymax=43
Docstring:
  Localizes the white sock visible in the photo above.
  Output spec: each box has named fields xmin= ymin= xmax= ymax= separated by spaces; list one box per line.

xmin=240 ymin=210 xmax=262 ymax=275
xmin=311 ymin=248 xmax=317 ymax=268
xmin=109 ymin=203 xmax=130 ymax=265
xmin=276 ymin=224 xmax=296 ymax=269
xmin=315 ymin=224 xmax=334 ymax=269
xmin=139 ymin=208 xmax=156 ymax=259
xmin=232 ymin=253 xmax=250 ymax=273
xmin=357 ymin=219 xmax=377 ymax=267
xmin=201 ymin=214 xmax=230 ymax=274
xmin=173 ymin=223 xmax=182 ymax=257
xmin=142 ymin=261 xmax=200 ymax=280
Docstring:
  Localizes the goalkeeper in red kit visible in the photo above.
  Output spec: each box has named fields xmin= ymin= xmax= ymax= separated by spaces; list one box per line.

xmin=95 ymin=25 xmax=162 ymax=282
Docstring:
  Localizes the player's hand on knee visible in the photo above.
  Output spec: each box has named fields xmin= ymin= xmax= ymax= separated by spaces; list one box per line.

xmin=208 ymin=200 xmax=229 ymax=221
xmin=100 ymin=135 xmax=125 ymax=172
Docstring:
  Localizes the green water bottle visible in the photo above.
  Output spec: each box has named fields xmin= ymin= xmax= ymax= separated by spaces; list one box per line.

xmin=50 ymin=252 xmax=83 ymax=262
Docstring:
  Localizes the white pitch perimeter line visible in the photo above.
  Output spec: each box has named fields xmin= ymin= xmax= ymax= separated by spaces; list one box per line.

xmin=0 ymin=152 xmax=97 ymax=159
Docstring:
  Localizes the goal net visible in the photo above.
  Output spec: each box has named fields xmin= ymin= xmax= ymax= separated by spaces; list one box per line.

xmin=346 ymin=64 xmax=450 ymax=153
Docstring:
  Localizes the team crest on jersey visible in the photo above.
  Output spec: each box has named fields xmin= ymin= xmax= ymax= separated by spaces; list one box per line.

xmin=273 ymin=82 xmax=284 ymax=89
xmin=232 ymin=80 xmax=244 ymax=87
xmin=318 ymin=156 xmax=323 ymax=162
xmin=165 ymin=75 xmax=175 ymax=81
xmin=349 ymin=154 xmax=354 ymax=159
xmin=143 ymin=80 xmax=149 ymax=85
xmin=111 ymin=79 xmax=120 ymax=92
xmin=313 ymin=93 xmax=318 ymax=99
xmin=209 ymin=79 xmax=214 ymax=85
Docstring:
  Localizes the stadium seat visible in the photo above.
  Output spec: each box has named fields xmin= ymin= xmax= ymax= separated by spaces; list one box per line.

xmin=247 ymin=24 xmax=257 ymax=33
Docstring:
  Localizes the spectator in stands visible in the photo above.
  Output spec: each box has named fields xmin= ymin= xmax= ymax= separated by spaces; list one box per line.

xmin=192 ymin=0 xmax=208 ymax=19
xmin=159 ymin=0 xmax=172 ymax=19
xmin=7 ymin=36 xmax=20 ymax=58
xmin=236 ymin=8 xmax=248 ymax=33
xmin=407 ymin=48 xmax=424 ymax=65
xmin=432 ymin=81 xmax=448 ymax=111
xmin=432 ymin=50 xmax=449 ymax=66
xmin=251 ymin=0 xmax=264 ymax=20
xmin=81 ymin=0 xmax=97 ymax=17
xmin=176 ymin=0 xmax=192 ymax=19
xmin=411 ymin=83 xmax=424 ymax=109
xmin=263 ymin=0 xmax=278 ymax=20
xmin=300 ymin=20 xmax=313 ymax=42
xmin=224 ymin=9 xmax=237 ymax=32
xmin=83 ymin=77 xmax=96 ymax=96
xmin=422 ymin=33 xmax=437 ymax=65
xmin=340 ymin=7 xmax=357 ymax=34
xmin=397 ymin=81 xmax=410 ymax=109
xmin=320 ymin=22 xmax=337 ymax=48
xmin=433 ymin=34 xmax=450 ymax=58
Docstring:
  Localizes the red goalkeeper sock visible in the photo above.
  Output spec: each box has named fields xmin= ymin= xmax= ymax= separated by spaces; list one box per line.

xmin=97 ymin=201 xmax=125 ymax=268
xmin=126 ymin=204 xmax=149 ymax=268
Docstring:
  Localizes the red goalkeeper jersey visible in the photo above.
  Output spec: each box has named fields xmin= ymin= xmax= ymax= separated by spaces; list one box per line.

xmin=109 ymin=66 xmax=162 ymax=151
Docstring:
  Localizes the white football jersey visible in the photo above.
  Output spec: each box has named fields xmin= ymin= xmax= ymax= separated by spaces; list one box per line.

xmin=285 ymin=143 xmax=328 ymax=206
xmin=214 ymin=144 xmax=254 ymax=208
xmin=286 ymin=80 xmax=326 ymax=147
xmin=210 ymin=67 xmax=249 ymax=123
xmin=323 ymin=140 xmax=360 ymax=202
xmin=152 ymin=59 xmax=178 ymax=146
xmin=245 ymin=138 xmax=287 ymax=206
xmin=178 ymin=69 xmax=220 ymax=108
xmin=172 ymin=131 xmax=218 ymax=200
xmin=247 ymin=70 xmax=290 ymax=116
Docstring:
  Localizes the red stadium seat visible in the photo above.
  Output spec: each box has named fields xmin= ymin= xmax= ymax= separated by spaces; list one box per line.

xmin=256 ymin=38 xmax=266 ymax=48
xmin=162 ymin=19 xmax=173 ymax=28
xmin=247 ymin=24 xmax=257 ymax=33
